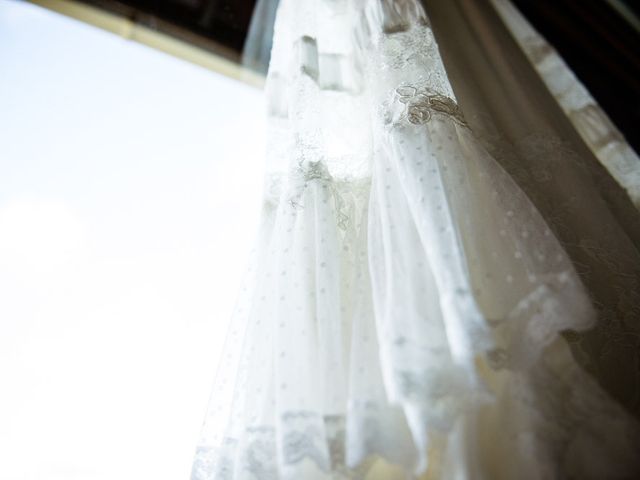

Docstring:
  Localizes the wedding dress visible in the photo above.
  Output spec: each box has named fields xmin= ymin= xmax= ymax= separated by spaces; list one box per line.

xmin=192 ymin=1 xmax=640 ymax=478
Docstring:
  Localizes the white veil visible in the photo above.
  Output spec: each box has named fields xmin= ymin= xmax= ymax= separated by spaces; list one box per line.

xmin=241 ymin=0 xmax=280 ymax=76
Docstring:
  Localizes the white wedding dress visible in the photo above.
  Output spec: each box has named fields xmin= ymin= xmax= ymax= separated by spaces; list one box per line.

xmin=192 ymin=1 xmax=640 ymax=478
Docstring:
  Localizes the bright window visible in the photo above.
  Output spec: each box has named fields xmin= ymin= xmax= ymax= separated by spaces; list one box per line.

xmin=0 ymin=1 xmax=264 ymax=479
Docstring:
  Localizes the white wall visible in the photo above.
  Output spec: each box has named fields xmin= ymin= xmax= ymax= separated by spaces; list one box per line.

xmin=0 ymin=1 xmax=265 ymax=478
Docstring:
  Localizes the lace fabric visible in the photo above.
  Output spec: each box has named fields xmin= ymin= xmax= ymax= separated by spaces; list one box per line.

xmin=192 ymin=1 xmax=640 ymax=479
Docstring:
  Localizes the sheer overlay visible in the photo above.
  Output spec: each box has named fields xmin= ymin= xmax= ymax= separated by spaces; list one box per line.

xmin=426 ymin=0 xmax=640 ymax=421
xmin=192 ymin=1 xmax=640 ymax=479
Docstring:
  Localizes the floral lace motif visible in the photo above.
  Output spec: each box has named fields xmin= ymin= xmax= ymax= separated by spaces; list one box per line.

xmin=288 ymin=160 xmax=370 ymax=231
xmin=395 ymin=85 xmax=468 ymax=127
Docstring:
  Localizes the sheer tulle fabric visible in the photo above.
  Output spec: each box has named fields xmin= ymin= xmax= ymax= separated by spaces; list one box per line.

xmin=426 ymin=0 xmax=640 ymax=421
xmin=192 ymin=1 xmax=640 ymax=479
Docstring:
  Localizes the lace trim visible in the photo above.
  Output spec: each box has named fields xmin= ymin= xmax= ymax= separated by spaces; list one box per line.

xmin=396 ymin=85 xmax=468 ymax=127
xmin=288 ymin=160 xmax=370 ymax=231
xmin=193 ymin=412 xmax=356 ymax=480
xmin=192 ymin=385 xmax=640 ymax=480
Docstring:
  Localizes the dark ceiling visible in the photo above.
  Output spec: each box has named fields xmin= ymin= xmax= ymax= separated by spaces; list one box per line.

xmin=78 ymin=0 xmax=640 ymax=151
xmin=513 ymin=0 xmax=640 ymax=153
xmin=82 ymin=0 xmax=258 ymax=61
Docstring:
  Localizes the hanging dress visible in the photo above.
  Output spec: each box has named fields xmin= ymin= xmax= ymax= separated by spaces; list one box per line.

xmin=192 ymin=1 xmax=640 ymax=478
